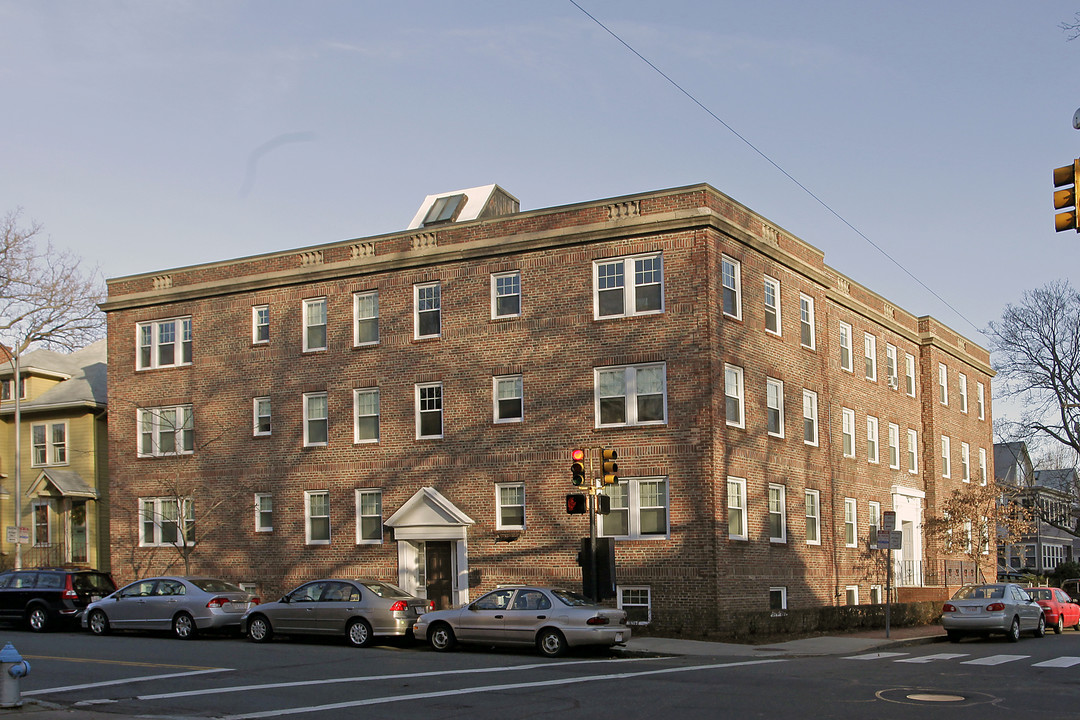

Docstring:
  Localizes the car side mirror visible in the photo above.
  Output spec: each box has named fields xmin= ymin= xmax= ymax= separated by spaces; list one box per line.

xmin=467 ymin=604 xmax=478 ymax=612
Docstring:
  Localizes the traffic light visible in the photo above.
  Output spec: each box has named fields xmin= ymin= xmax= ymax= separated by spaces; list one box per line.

xmin=565 ymin=493 xmax=587 ymax=514
xmin=571 ymin=449 xmax=586 ymax=486
xmin=1054 ymin=160 xmax=1080 ymax=232
xmin=596 ymin=493 xmax=611 ymax=515
xmin=601 ymin=448 xmax=619 ymax=484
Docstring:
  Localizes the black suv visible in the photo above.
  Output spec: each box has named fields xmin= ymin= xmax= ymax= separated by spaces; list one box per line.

xmin=0 ymin=568 xmax=115 ymax=631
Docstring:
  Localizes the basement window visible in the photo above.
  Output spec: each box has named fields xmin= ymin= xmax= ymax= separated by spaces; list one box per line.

xmin=423 ymin=194 xmax=466 ymax=226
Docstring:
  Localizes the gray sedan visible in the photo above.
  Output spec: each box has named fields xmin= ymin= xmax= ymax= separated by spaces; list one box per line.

xmin=413 ymin=586 xmax=631 ymax=657
xmin=241 ymin=579 xmax=433 ymax=647
xmin=941 ymin=583 xmax=1046 ymax=642
xmin=83 ymin=577 xmax=258 ymax=639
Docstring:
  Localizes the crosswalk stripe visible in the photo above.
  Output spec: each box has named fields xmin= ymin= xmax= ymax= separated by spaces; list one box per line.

xmin=895 ymin=653 xmax=969 ymax=664
xmin=842 ymin=652 xmax=909 ymax=661
xmin=961 ymin=655 xmax=1028 ymax=666
xmin=1032 ymin=656 xmax=1080 ymax=668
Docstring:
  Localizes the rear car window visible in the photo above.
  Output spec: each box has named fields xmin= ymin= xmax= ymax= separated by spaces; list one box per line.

xmin=361 ymin=582 xmax=411 ymax=599
xmin=190 ymin=579 xmax=243 ymax=593
xmin=552 ymin=589 xmax=594 ymax=607
xmin=72 ymin=573 xmax=116 ymax=595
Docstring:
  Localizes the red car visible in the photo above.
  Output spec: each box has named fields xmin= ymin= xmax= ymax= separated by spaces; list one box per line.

xmin=1025 ymin=587 xmax=1080 ymax=634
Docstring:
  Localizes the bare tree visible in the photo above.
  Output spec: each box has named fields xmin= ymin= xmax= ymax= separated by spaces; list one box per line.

xmin=1062 ymin=12 xmax=1080 ymax=41
xmin=923 ymin=483 xmax=1034 ymax=569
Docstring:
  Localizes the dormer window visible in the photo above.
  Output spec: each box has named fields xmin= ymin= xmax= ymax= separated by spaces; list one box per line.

xmin=423 ymin=194 xmax=466 ymax=226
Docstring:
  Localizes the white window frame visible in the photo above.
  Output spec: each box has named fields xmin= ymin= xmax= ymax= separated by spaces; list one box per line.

xmin=866 ymin=415 xmax=879 ymax=464
xmin=252 ymin=305 xmax=269 ymax=345
xmin=839 ymin=322 xmax=853 ymax=372
xmin=353 ymin=290 xmax=379 ymax=347
xmin=495 ymin=482 xmax=525 ymax=531
xmin=763 ymin=275 xmax=781 ymax=335
xmin=725 ymin=364 xmax=745 ymax=428
xmin=31 ymin=421 xmax=67 ymax=467
xmin=841 ymin=407 xmax=856 ymax=458
xmin=618 ymin=586 xmax=652 ymax=625
xmin=768 ymin=483 xmax=787 ymax=544
xmin=977 ymin=381 xmax=985 ymax=420
xmin=961 ymin=442 xmax=971 ymax=482
xmin=303 ymin=392 xmax=328 ymax=447
xmin=355 ymin=489 xmax=383 ymax=544
xmin=253 ymin=397 xmax=271 ymax=436
xmin=888 ymin=423 xmax=900 ymax=470
xmin=721 ymin=255 xmax=742 ymax=320
xmin=802 ymin=389 xmax=819 ymax=446
xmin=766 ymin=377 xmax=784 ymax=438
xmin=799 ymin=294 xmax=816 ymax=349
xmin=414 ymin=282 xmax=442 ymax=339
xmin=905 ymin=353 xmax=916 ymax=397
xmin=594 ymin=253 xmax=664 ymax=319
xmin=595 ymin=363 xmax=667 ymax=428
xmin=599 ymin=478 xmax=669 ymax=540
xmin=139 ymin=497 xmax=193 ymax=547
xmin=907 ymin=428 xmax=919 ymax=474
xmin=769 ymin=587 xmax=788 ymax=613
xmin=136 ymin=316 xmax=193 ymax=370
xmin=863 ymin=333 xmax=877 ymax=381
xmin=727 ymin=477 xmax=748 ymax=541
xmin=493 ymin=374 xmax=524 ymax=424
xmin=941 ymin=435 xmax=952 ymax=478
xmin=353 ymin=388 xmax=380 ymax=443
xmin=979 ymin=447 xmax=987 ymax=485
xmin=958 ymin=373 xmax=968 ymax=414
xmin=938 ymin=363 xmax=948 ymax=405
xmin=844 ymin=497 xmax=857 ymax=548
xmin=305 ymin=490 xmax=331 ymax=545
xmin=491 ymin=271 xmax=522 ymax=319
xmin=805 ymin=489 xmax=821 ymax=545
xmin=302 ymin=298 xmax=327 ymax=353
xmin=845 ymin=586 xmax=860 ymax=606
xmin=868 ymin=501 xmax=881 ymax=541
xmin=416 ymin=382 xmax=444 ymax=439
xmin=255 ymin=493 xmax=273 ymax=532
xmin=886 ymin=343 xmax=898 ymax=389
xmin=31 ymin=499 xmax=51 ymax=547
xmin=870 ymin=585 xmax=883 ymax=604
xmin=138 ymin=405 xmax=194 ymax=457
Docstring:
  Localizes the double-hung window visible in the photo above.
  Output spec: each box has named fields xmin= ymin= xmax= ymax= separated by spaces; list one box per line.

xmin=938 ymin=363 xmax=948 ymax=405
xmin=868 ymin=501 xmax=881 ymax=540
xmin=140 ymin=497 xmax=193 ymax=547
xmin=414 ymin=282 xmax=441 ymax=339
xmin=886 ymin=344 xmax=898 ymax=388
xmin=255 ymin=493 xmax=273 ymax=532
xmin=977 ymin=382 xmax=985 ymax=420
xmin=908 ymin=429 xmax=919 ymax=473
xmin=492 ymin=271 xmax=522 ymax=318
xmin=0 ymin=377 xmax=25 ymax=401
xmin=766 ymin=378 xmax=784 ymax=437
xmin=303 ymin=392 xmax=328 ymax=446
xmin=941 ymin=436 xmax=952 ymax=477
xmin=594 ymin=253 xmax=664 ymax=318
xmin=137 ymin=317 xmax=192 ymax=370
xmin=353 ymin=388 xmax=380 ymax=443
xmin=961 ymin=442 xmax=970 ymax=482
xmin=727 ymin=477 xmax=747 ymax=540
xmin=724 ymin=364 xmax=744 ymax=428
xmin=802 ymin=390 xmax=818 ymax=445
xmin=353 ymin=291 xmax=379 ymax=346
xmin=864 ymin=333 xmax=877 ymax=381
xmin=355 ymin=489 xmax=383 ymax=543
xmin=305 ymin=490 xmax=330 ymax=544
xmin=841 ymin=407 xmax=856 ymax=458
xmin=496 ymin=483 xmax=525 ymax=531
xmin=303 ymin=298 xmax=327 ymax=352
xmin=888 ymin=423 xmax=900 ymax=469
xmin=721 ymin=256 xmax=741 ymax=319
xmin=416 ymin=382 xmax=443 ymax=438
xmin=768 ymin=484 xmax=786 ymax=543
xmin=253 ymin=397 xmax=271 ymax=436
xmin=844 ymin=498 xmax=857 ymax=547
xmin=979 ymin=447 xmax=987 ymax=485
xmin=958 ymin=373 xmax=968 ymax=413
xmin=905 ymin=353 xmax=916 ymax=397
xmin=599 ymin=478 xmax=668 ymax=540
xmin=763 ymin=275 xmax=781 ymax=334
xmin=31 ymin=422 xmax=67 ymax=466
xmin=252 ymin=305 xmax=269 ymax=344
xmin=805 ymin=490 xmax=821 ymax=545
xmin=866 ymin=416 xmax=879 ymax=463
xmin=839 ymin=322 xmax=853 ymax=372
xmin=494 ymin=375 xmax=523 ymax=423
xmin=138 ymin=406 xmax=194 ymax=457
xmin=595 ymin=363 xmax=666 ymax=427
xmin=799 ymin=294 xmax=815 ymax=349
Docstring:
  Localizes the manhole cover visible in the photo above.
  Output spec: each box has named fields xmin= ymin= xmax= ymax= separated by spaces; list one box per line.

xmin=877 ymin=688 xmax=996 ymax=707
xmin=906 ymin=693 xmax=965 ymax=702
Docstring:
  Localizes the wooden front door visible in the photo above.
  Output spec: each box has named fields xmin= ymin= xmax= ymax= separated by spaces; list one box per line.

xmin=425 ymin=541 xmax=454 ymax=610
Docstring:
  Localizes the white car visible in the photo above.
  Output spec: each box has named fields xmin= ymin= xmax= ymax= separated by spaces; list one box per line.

xmin=941 ymin=583 xmax=1045 ymax=642
xmin=413 ymin=586 xmax=630 ymax=657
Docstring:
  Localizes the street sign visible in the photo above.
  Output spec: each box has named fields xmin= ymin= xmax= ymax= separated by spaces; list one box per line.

xmin=876 ymin=529 xmax=903 ymax=550
xmin=881 ymin=511 xmax=896 ymax=532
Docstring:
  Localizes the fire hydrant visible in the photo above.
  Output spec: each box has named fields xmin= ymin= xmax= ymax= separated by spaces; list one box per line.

xmin=0 ymin=643 xmax=30 ymax=708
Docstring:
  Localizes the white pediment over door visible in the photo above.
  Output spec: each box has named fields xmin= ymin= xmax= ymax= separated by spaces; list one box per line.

xmin=385 ymin=487 xmax=475 ymax=541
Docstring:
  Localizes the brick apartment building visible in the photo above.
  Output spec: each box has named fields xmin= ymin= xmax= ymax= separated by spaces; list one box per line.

xmin=101 ymin=183 xmax=993 ymax=633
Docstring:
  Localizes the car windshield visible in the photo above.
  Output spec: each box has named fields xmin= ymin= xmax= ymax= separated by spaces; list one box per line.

xmin=72 ymin=573 xmax=116 ymax=594
xmin=953 ymin=585 xmax=1004 ymax=600
xmin=551 ymin=589 xmax=595 ymax=607
xmin=361 ymin=582 xmax=411 ymax=599
xmin=1026 ymin=588 xmax=1052 ymax=601
xmin=190 ymin=578 xmax=244 ymax=593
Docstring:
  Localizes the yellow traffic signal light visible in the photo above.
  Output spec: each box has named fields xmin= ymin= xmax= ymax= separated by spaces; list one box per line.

xmin=1054 ymin=160 xmax=1080 ymax=232
xmin=571 ymin=449 xmax=586 ymax=486
xmin=601 ymin=449 xmax=619 ymax=484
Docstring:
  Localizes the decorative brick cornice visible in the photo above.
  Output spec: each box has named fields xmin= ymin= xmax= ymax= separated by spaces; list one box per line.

xmin=299 ymin=250 xmax=324 ymax=267
xmin=411 ymin=233 xmax=437 ymax=251
xmin=607 ymin=200 xmax=639 ymax=220
xmin=152 ymin=275 xmax=173 ymax=290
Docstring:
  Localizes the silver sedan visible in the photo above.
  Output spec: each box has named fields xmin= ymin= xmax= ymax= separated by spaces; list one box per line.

xmin=941 ymin=583 xmax=1046 ymax=642
xmin=83 ymin=577 xmax=258 ymax=639
xmin=241 ymin=579 xmax=433 ymax=647
xmin=413 ymin=586 xmax=631 ymax=657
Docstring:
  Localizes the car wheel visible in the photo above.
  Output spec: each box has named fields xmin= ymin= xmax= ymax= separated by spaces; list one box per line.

xmin=429 ymin=622 xmax=457 ymax=652
xmin=27 ymin=605 xmax=49 ymax=632
xmin=1034 ymin=614 xmax=1046 ymax=638
xmin=347 ymin=618 xmax=373 ymax=648
xmin=247 ymin=615 xmax=273 ymax=643
xmin=173 ymin=612 xmax=197 ymax=640
xmin=1007 ymin=616 xmax=1021 ymax=642
xmin=88 ymin=609 xmax=110 ymax=636
xmin=536 ymin=628 xmax=566 ymax=658
xmin=1055 ymin=616 xmax=1064 ymax=634
xmin=946 ymin=630 xmax=962 ymax=643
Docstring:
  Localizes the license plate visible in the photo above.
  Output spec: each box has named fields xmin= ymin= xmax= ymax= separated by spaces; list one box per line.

xmin=90 ymin=595 xmax=102 ymax=602
xmin=415 ymin=607 xmax=426 ymax=615
xmin=962 ymin=606 xmax=980 ymax=613
xmin=615 ymin=632 xmax=624 ymax=642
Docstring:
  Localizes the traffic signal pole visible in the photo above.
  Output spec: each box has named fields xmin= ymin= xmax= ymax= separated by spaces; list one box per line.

xmin=589 ymin=488 xmax=599 ymax=603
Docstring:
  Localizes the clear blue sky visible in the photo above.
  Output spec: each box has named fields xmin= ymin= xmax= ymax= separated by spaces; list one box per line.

xmin=3 ymin=1 xmax=1079 ymax=347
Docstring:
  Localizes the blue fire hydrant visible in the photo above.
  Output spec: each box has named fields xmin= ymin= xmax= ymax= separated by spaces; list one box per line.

xmin=0 ymin=643 xmax=30 ymax=707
